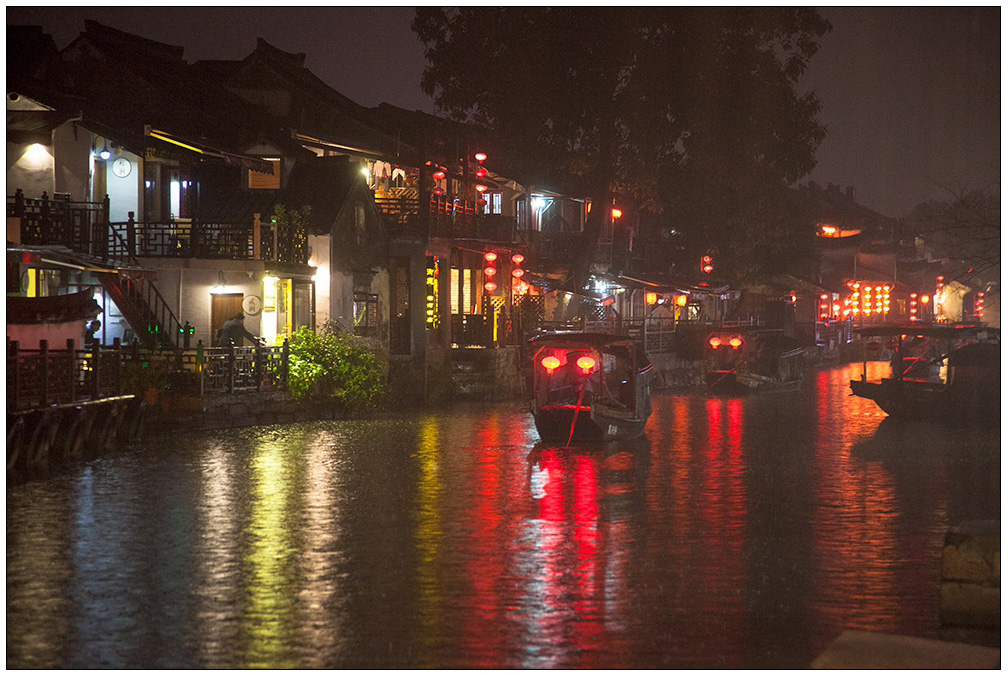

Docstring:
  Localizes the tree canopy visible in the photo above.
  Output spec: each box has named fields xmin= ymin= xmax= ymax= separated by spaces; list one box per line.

xmin=905 ymin=185 xmax=1001 ymax=292
xmin=413 ymin=8 xmax=831 ymax=286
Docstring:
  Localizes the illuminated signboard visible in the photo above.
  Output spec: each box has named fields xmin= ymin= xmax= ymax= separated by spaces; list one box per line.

xmin=426 ymin=256 xmax=439 ymax=329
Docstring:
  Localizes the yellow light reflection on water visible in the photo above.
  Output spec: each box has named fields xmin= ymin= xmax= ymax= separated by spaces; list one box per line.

xmin=415 ymin=416 xmax=443 ymax=663
xmin=245 ymin=441 xmax=296 ymax=668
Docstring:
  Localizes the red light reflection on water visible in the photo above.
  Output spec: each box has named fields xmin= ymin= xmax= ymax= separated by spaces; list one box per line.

xmin=810 ymin=363 xmax=901 ymax=635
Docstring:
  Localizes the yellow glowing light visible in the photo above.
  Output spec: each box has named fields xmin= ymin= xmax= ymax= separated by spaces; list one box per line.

xmin=23 ymin=143 xmax=52 ymax=167
xmin=645 ymin=292 xmax=658 ymax=305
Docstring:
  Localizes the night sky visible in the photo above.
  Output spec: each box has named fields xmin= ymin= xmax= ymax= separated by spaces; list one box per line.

xmin=6 ymin=6 xmax=1000 ymax=219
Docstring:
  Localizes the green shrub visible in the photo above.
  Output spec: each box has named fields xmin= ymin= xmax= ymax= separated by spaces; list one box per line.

xmin=288 ymin=321 xmax=386 ymax=410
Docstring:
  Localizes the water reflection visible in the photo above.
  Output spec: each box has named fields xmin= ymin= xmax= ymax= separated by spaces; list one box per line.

xmin=6 ymin=365 xmax=999 ymax=669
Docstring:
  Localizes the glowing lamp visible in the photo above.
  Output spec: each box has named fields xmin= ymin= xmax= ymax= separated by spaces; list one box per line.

xmin=729 ymin=337 xmax=743 ymax=349
xmin=475 ymin=184 xmax=488 ymax=193
xmin=511 ymin=253 xmax=524 ymax=264
xmin=475 ymin=166 xmax=487 ymax=178
xmin=821 ymin=225 xmax=837 ymax=235
xmin=484 ymin=251 xmax=497 ymax=262
xmin=541 ymin=355 xmax=561 ymax=374
xmin=511 ymin=268 xmax=524 ymax=278
xmin=433 ymin=170 xmax=445 ymax=180
xmin=484 ymin=281 xmax=497 ymax=293
xmin=483 ymin=266 xmax=497 ymax=278
xmin=576 ymin=355 xmax=596 ymax=374
xmin=611 ymin=208 xmax=622 ymax=219
xmin=646 ymin=292 xmax=658 ymax=305
xmin=474 ymin=152 xmax=487 ymax=162
xmin=920 ymin=294 xmax=930 ymax=303
xmin=709 ymin=337 xmax=722 ymax=348
xmin=702 ymin=265 xmax=714 ymax=274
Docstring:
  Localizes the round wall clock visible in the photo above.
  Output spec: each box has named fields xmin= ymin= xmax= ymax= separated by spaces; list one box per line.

xmin=242 ymin=295 xmax=263 ymax=315
xmin=112 ymin=157 xmax=132 ymax=178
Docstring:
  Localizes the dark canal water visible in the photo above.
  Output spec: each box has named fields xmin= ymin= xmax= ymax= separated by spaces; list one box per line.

xmin=7 ymin=362 xmax=1000 ymax=669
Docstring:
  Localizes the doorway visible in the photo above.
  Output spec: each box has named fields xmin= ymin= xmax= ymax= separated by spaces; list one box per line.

xmin=211 ymin=293 xmax=244 ymax=346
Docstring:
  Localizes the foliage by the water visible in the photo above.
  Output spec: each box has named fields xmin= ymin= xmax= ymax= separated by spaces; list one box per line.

xmin=288 ymin=321 xmax=386 ymax=409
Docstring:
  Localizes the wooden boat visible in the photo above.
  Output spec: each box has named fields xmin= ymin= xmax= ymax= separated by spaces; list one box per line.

xmin=529 ymin=332 xmax=653 ymax=444
xmin=849 ymin=323 xmax=999 ymax=426
xmin=704 ymin=328 xmax=806 ymax=394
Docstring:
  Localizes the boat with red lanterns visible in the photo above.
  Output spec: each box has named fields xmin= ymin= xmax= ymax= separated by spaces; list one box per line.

xmin=529 ymin=332 xmax=653 ymax=444
xmin=704 ymin=327 xmax=806 ymax=394
xmin=849 ymin=323 xmax=999 ymax=426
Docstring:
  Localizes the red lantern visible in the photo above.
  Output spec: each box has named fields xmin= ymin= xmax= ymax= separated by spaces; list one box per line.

xmin=475 ymin=184 xmax=488 ymax=193
xmin=432 ymin=170 xmax=445 ymax=180
xmin=511 ymin=253 xmax=524 ymax=264
xmin=484 ymin=280 xmax=497 ymax=293
xmin=484 ymin=251 xmax=497 ymax=262
xmin=474 ymin=152 xmax=487 ymax=162
xmin=475 ymin=166 xmax=487 ymax=178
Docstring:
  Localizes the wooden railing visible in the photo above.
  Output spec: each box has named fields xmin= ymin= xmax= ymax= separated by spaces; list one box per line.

xmin=7 ymin=339 xmax=124 ymax=412
xmin=106 ymin=216 xmax=308 ymax=264
xmin=7 ymin=189 xmax=111 ymax=257
xmin=7 ymin=339 xmax=290 ymax=411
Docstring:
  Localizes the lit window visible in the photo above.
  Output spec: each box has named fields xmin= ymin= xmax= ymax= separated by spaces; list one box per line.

xmin=353 ymin=292 xmax=379 ymax=336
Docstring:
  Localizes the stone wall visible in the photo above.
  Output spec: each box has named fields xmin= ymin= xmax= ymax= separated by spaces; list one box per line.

xmin=144 ymin=390 xmax=347 ymax=432
xmin=940 ymin=520 xmax=1000 ymax=629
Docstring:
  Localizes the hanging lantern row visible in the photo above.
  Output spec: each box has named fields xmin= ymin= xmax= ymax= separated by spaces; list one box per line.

xmin=474 ymin=151 xmax=488 ymax=199
xmin=484 ymin=251 xmax=497 ymax=293
xmin=482 ymin=250 xmax=527 ymax=294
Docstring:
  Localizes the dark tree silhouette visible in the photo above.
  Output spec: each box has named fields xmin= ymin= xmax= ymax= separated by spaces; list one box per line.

xmin=905 ymin=185 xmax=1000 ymax=292
xmin=413 ymin=7 xmax=831 ymax=287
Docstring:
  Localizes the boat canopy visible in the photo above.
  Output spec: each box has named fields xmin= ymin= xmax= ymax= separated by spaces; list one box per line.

xmin=853 ymin=323 xmax=998 ymax=341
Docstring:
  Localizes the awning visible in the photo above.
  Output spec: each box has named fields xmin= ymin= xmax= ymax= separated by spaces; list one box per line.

xmin=144 ymin=126 xmax=274 ymax=174
xmin=7 ymin=289 xmax=101 ymax=324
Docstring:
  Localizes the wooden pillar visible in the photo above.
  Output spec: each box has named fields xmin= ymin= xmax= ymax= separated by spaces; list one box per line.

xmin=113 ymin=338 xmax=122 ymax=395
xmin=227 ymin=344 xmax=235 ymax=394
xmin=253 ymin=213 xmax=261 ymax=260
xmin=40 ymin=339 xmax=49 ymax=406
xmin=91 ymin=341 xmax=101 ymax=400
xmin=255 ymin=343 xmax=263 ymax=392
xmin=9 ymin=340 xmax=20 ymax=411
xmin=67 ymin=338 xmax=76 ymax=402
xmin=282 ymin=339 xmax=290 ymax=387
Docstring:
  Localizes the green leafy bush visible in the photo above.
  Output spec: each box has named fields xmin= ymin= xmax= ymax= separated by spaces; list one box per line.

xmin=288 ymin=321 xmax=386 ymax=410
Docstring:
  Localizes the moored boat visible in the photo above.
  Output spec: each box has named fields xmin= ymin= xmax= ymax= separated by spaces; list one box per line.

xmin=529 ymin=332 xmax=652 ymax=444
xmin=849 ymin=323 xmax=999 ymax=426
xmin=705 ymin=328 xmax=806 ymax=394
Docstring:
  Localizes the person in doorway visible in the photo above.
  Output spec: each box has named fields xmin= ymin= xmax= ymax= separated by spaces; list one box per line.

xmin=217 ymin=312 xmax=261 ymax=347
xmin=84 ymin=319 xmax=101 ymax=347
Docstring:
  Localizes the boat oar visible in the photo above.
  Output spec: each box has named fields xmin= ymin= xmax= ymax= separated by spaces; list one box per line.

xmin=566 ymin=385 xmax=585 ymax=448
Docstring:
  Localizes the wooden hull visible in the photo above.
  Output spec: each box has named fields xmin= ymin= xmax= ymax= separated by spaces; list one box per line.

xmin=533 ymin=404 xmax=648 ymax=444
xmin=850 ymin=378 xmax=999 ymax=427
xmin=707 ymin=369 xmax=802 ymax=394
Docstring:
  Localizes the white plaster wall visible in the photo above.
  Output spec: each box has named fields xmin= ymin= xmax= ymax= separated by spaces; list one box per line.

xmin=7 ymin=142 xmax=53 ymax=199
xmin=138 ymin=259 xmax=265 ymax=347
xmin=52 ymin=123 xmax=92 ymax=201
xmin=309 ymin=234 xmax=332 ymax=326
xmin=330 ymin=270 xmax=354 ymax=332
xmin=7 ymin=320 xmax=89 ymax=350
xmin=105 ymin=150 xmax=141 ymax=222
